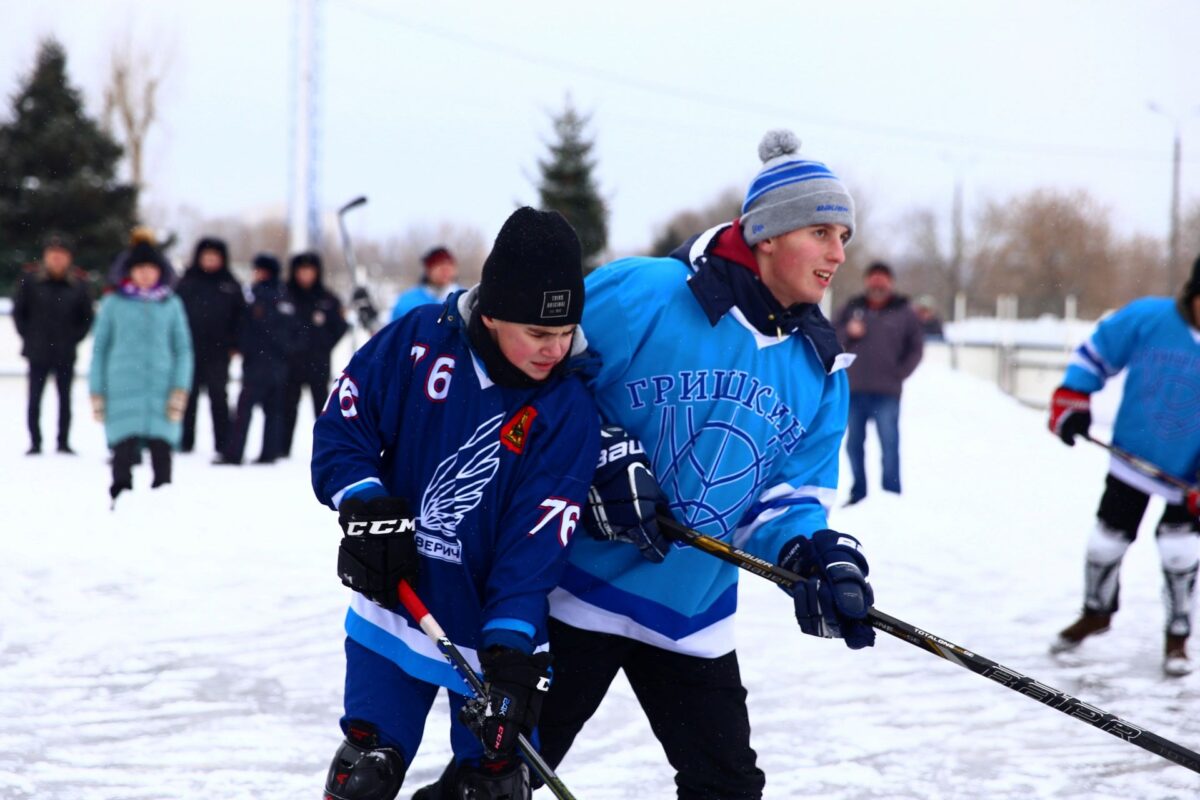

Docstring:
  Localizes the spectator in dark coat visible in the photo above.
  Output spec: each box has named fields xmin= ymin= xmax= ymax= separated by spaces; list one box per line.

xmin=835 ymin=261 xmax=924 ymax=505
xmin=175 ymin=237 xmax=243 ymax=454
xmin=218 ymin=254 xmax=296 ymax=465
xmin=12 ymin=235 xmax=94 ymax=454
xmin=281 ymin=251 xmax=348 ymax=458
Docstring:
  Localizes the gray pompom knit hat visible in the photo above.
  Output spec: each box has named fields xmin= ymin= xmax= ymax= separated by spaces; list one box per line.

xmin=740 ymin=129 xmax=855 ymax=246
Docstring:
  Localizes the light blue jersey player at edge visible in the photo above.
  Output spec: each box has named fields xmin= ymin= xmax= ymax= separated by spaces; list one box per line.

xmin=1049 ymin=255 xmax=1200 ymax=676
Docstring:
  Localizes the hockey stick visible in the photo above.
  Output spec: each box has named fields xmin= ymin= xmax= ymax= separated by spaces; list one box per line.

xmin=396 ymin=580 xmax=580 ymax=800
xmin=1083 ymin=434 xmax=1197 ymax=493
xmin=336 ymin=195 xmax=379 ymax=341
xmin=655 ymin=515 xmax=1200 ymax=775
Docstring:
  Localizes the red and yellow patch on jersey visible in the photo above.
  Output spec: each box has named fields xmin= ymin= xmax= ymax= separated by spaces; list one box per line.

xmin=500 ymin=405 xmax=539 ymax=454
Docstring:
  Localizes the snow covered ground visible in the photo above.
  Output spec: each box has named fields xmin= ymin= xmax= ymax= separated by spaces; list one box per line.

xmin=1 ymin=358 xmax=1197 ymax=799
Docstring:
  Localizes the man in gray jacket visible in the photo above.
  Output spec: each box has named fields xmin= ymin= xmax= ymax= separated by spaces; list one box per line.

xmin=835 ymin=261 xmax=924 ymax=505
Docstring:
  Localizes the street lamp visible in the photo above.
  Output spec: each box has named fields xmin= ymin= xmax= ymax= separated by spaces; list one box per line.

xmin=1147 ymin=102 xmax=1183 ymax=294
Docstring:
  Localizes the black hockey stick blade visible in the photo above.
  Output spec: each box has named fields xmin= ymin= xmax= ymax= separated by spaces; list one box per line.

xmin=397 ymin=582 xmax=581 ymax=800
xmin=338 ymin=195 xmax=368 ymax=216
xmin=656 ymin=515 xmax=1200 ymax=775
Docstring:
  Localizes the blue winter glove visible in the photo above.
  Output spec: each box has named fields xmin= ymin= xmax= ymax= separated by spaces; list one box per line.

xmin=581 ymin=426 xmax=672 ymax=563
xmin=779 ymin=530 xmax=875 ymax=650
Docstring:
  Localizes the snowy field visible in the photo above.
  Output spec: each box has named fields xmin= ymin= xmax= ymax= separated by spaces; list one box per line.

xmin=1 ymin=357 xmax=1197 ymax=799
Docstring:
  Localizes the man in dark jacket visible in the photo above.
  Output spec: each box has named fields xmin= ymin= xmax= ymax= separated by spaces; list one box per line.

xmin=175 ymin=237 xmax=243 ymax=454
xmin=218 ymin=254 xmax=296 ymax=465
xmin=13 ymin=235 xmax=94 ymax=454
xmin=282 ymin=251 xmax=348 ymax=458
xmin=835 ymin=261 xmax=924 ymax=505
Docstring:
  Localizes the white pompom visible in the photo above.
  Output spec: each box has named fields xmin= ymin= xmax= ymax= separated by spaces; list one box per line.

xmin=758 ymin=129 xmax=800 ymax=163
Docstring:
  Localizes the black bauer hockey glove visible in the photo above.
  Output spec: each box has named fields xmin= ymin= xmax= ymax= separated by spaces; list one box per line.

xmin=337 ymin=496 xmax=419 ymax=609
xmin=779 ymin=530 xmax=875 ymax=650
xmin=1049 ymin=385 xmax=1091 ymax=446
xmin=461 ymin=647 xmax=553 ymax=759
xmin=582 ymin=425 xmax=673 ymax=563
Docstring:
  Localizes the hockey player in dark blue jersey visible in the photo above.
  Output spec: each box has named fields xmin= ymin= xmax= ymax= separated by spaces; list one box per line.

xmin=1049 ymin=255 xmax=1200 ymax=676
xmin=542 ymin=130 xmax=873 ymax=799
xmin=310 ymin=207 xmax=600 ymax=800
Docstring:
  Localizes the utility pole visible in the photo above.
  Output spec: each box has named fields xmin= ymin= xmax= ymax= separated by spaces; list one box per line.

xmin=290 ymin=0 xmax=321 ymax=254
xmin=950 ymin=174 xmax=964 ymax=318
xmin=1148 ymin=102 xmax=1182 ymax=293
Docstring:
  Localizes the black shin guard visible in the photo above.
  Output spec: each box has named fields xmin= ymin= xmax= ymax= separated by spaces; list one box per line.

xmin=323 ymin=735 xmax=406 ymax=800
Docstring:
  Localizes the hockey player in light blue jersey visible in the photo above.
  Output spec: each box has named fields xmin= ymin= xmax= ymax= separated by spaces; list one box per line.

xmin=540 ymin=130 xmax=875 ymax=799
xmin=311 ymin=208 xmax=600 ymax=800
xmin=1049 ymin=255 xmax=1200 ymax=675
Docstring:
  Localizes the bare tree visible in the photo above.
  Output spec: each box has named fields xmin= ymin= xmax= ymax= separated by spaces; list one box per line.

xmin=648 ymin=187 xmax=743 ymax=256
xmin=970 ymin=189 xmax=1119 ymax=318
xmin=102 ymin=36 xmax=171 ymax=198
xmin=1178 ymin=199 xmax=1200 ymax=290
xmin=895 ymin=207 xmax=955 ymax=317
xmin=1108 ymin=234 xmax=1167 ymax=309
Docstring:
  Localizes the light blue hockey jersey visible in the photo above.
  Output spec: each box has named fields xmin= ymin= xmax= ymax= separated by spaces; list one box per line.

xmin=549 ymin=228 xmax=852 ymax=658
xmin=1064 ymin=297 xmax=1200 ymax=500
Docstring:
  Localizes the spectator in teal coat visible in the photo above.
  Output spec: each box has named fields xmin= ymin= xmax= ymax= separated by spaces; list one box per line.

xmin=89 ymin=242 xmax=194 ymax=504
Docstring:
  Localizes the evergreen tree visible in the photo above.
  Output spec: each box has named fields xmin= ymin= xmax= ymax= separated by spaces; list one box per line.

xmin=0 ymin=38 xmax=137 ymax=293
xmin=536 ymin=99 xmax=608 ymax=268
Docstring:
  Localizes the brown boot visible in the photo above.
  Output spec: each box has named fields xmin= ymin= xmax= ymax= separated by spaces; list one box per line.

xmin=1164 ymin=635 xmax=1192 ymax=677
xmin=1049 ymin=612 xmax=1112 ymax=654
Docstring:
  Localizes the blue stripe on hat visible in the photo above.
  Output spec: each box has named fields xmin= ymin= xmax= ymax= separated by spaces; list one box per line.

xmin=757 ymin=158 xmax=835 ymax=181
xmin=743 ymin=162 xmax=838 ymax=210
xmin=743 ymin=175 xmax=841 ymax=214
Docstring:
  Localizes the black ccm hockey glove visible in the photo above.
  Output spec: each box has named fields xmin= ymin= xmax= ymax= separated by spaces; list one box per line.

xmin=337 ymin=496 xmax=419 ymax=609
xmin=461 ymin=647 xmax=553 ymax=759
xmin=779 ymin=530 xmax=875 ymax=650
xmin=582 ymin=426 xmax=673 ymax=563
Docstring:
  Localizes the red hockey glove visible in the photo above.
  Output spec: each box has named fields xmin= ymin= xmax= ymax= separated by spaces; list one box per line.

xmin=1187 ymin=489 xmax=1200 ymax=519
xmin=1049 ymin=386 xmax=1091 ymax=447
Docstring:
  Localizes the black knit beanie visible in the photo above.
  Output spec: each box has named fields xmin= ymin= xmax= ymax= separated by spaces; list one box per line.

xmin=478 ymin=207 xmax=584 ymax=326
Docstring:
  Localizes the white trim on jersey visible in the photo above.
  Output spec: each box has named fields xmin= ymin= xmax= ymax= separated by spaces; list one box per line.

xmin=332 ymin=477 xmax=383 ymax=508
xmin=732 ymin=482 xmax=836 ymax=548
xmin=1108 ymin=455 xmax=1185 ymax=505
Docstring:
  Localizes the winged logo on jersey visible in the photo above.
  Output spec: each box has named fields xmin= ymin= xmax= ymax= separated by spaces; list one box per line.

xmin=418 ymin=414 xmax=504 ymax=561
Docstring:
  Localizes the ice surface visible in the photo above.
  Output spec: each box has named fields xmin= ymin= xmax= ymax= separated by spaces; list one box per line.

xmin=1 ymin=359 xmax=1197 ymax=798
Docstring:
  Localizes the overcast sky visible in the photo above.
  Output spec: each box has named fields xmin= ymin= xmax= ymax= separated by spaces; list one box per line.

xmin=3 ymin=0 xmax=1199 ymax=261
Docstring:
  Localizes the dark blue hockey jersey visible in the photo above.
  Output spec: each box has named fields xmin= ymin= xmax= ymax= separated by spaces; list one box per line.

xmin=311 ymin=291 xmax=600 ymax=693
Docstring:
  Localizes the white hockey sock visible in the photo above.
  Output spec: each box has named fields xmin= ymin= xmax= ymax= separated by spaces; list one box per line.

xmin=1157 ymin=524 xmax=1199 ymax=637
xmin=1083 ymin=521 xmax=1132 ymax=614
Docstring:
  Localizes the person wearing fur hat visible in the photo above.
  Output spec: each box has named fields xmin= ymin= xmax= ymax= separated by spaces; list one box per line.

xmin=105 ymin=226 xmax=178 ymax=288
xmin=389 ymin=246 xmax=462 ymax=322
xmin=89 ymin=241 xmax=194 ymax=505
xmin=1048 ymin=253 xmax=1200 ymax=676
xmin=420 ymin=130 xmax=874 ymax=800
xmin=281 ymin=251 xmax=348 ymax=459
xmin=175 ymin=237 xmax=243 ymax=455
xmin=310 ymin=207 xmax=600 ymax=800
xmin=12 ymin=233 xmax=94 ymax=455
xmin=218 ymin=254 xmax=296 ymax=466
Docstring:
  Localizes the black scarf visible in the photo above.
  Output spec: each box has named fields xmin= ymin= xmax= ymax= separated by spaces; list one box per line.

xmin=466 ymin=312 xmax=551 ymax=389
